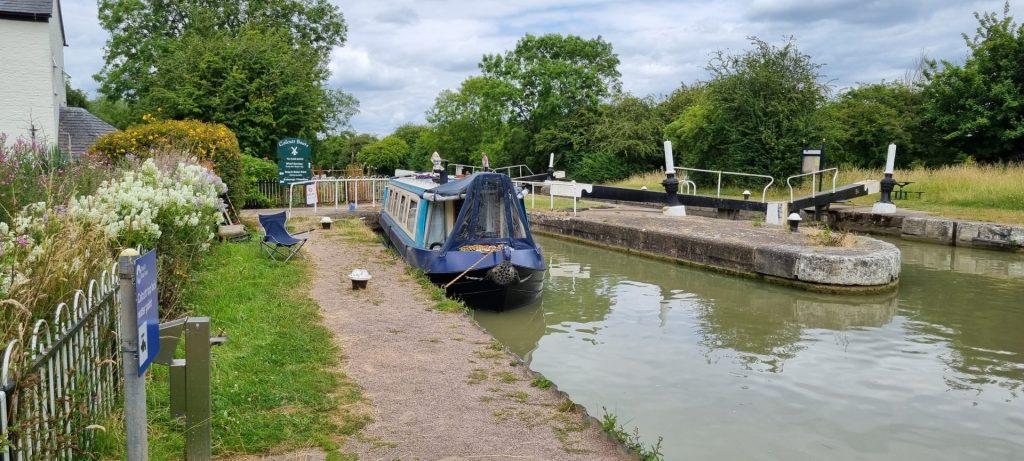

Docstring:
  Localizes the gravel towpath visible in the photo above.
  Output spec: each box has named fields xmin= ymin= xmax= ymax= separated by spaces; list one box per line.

xmin=302 ymin=222 xmax=631 ymax=461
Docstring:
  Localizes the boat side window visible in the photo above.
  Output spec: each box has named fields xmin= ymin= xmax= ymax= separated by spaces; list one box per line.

xmin=398 ymin=194 xmax=407 ymax=227
xmin=405 ymin=196 xmax=419 ymax=235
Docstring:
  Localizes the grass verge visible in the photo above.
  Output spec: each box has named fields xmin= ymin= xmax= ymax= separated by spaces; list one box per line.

xmin=97 ymin=241 xmax=367 ymax=459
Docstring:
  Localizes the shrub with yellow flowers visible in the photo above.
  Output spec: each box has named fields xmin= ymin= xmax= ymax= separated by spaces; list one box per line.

xmin=90 ymin=117 xmax=245 ymax=207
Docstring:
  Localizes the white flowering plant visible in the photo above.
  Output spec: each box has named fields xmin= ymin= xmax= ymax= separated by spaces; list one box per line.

xmin=2 ymin=157 xmax=228 ymax=336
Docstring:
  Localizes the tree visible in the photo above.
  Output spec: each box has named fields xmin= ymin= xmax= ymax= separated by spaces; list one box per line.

xmin=669 ymin=37 xmax=829 ymax=180
xmin=96 ymin=0 xmax=347 ymax=101
xmin=138 ymin=26 xmax=357 ymax=157
xmin=392 ymin=124 xmax=432 ymax=170
xmin=88 ymin=97 xmax=137 ymax=130
xmin=922 ymin=3 xmax=1024 ymax=162
xmin=314 ymin=133 xmax=351 ymax=169
xmin=425 ymin=77 xmax=508 ymax=165
xmin=478 ymin=34 xmax=622 ymax=167
xmin=589 ymin=95 xmax=663 ymax=165
xmin=343 ymin=134 xmax=379 ymax=165
xmin=66 ymin=84 xmax=90 ymax=110
xmin=358 ymin=136 xmax=408 ymax=174
xmin=821 ymin=82 xmax=930 ymax=168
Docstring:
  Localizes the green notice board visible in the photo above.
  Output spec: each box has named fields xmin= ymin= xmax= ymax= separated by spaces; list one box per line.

xmin=277 ymin=138 xmax=312 ymax=184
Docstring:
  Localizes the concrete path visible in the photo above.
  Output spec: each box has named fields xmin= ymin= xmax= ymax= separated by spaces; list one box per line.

xmin=299 ymin=219 xmax=631 ymax=460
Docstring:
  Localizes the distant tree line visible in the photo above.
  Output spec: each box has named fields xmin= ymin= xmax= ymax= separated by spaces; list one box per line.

xmin=319 ymin=2 xmax=1024 ymax=182
xmin=76 ymin=2 xmax=1024 ymax=182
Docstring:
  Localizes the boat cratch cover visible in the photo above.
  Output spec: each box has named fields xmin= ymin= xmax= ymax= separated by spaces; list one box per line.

xmin=427 ymin=172 xmax=535 ymax=253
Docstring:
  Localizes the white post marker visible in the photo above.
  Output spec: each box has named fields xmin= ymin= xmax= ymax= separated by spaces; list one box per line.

xmin=549 ymin=152 xmax=555 ymax=169
xmin=663 ymin=140 xmax=686 ymax=216
xmin=663 ymin=140 xmax=675 ymax=172
xmin=872 ymin=143 xmax=898 ymax=214
xmin=884 ymin=143 xmax=896 ymax=174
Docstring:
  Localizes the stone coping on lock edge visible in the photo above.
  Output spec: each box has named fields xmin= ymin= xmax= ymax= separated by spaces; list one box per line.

xmin=527 ymin=207 xmax=900 ymax=293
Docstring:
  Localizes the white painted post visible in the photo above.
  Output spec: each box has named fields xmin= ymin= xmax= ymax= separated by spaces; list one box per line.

xmin=572 ymin=180 xmax=578 ymax=216
xmin=117 ymin=249 xmax=147 ymax=461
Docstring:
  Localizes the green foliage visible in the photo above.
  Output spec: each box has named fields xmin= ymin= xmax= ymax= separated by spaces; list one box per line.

xmin=88 ymin=97 xmax=137 ymax=129
xmin=393 ymin=123 xmax=433 ymax=170
xmin=358 ymin=135 xmax=409 ymax=175
xmin=600 ymin=408 xmax=665 ymax=461
xmin=589 ymin=95 xmax=663 ymax=167
xmin=480 ymin=33 xmax=623 ymax=167
xmin=922 ymin=2 xmax=1024 ymax=163
xmin=90 ymin=118 xmax=246 ymax=206
xmin=671 ymin=37 xmax=828 ymax=181
xmin=530 ymin=376 xmax=553 ymax=389
xmin=96 ymin=0 xmax=347 ymax=101
xmin=65 ymin=84 xmax=90 ymax=110
xmin=821 ymin=82 xmax=931 ymax=167
xmin=342 ymin=133 xmax=379 ymax=166
xmin=138 ymin=26 xmax=357 ymax=158
xmin=314 ymin=133 xmax=350 ymax=169
xmin=570 ymin=151 xmax=633 ymax=183
xmin=242 ymin=155 xmax=278 ymax=207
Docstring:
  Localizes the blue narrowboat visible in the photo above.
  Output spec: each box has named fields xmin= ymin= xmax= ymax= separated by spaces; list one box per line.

xmin=379 ymin=166 xmax=545 ymax=310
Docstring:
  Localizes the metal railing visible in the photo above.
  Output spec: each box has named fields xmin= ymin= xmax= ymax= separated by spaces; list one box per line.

xmin=1 ymin=263 xmax=121 ymax=460
xmin=448 ymin=164 xmax=535 ymax=179
xmin=286 ymin=177 xmax=390 ymax=215
xmin=512 ymin=179 xmax=592 ymax=216
xmin=675 ymin=167 xmax=775 ymax=202
xmin=786 ymin=168 xmax=838 ymax=203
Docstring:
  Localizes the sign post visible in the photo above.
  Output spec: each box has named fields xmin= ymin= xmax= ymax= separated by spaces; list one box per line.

xmin=118 ymin=248 xmax=160 ymax=461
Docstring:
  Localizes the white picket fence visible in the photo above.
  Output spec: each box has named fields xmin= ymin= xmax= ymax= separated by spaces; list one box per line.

xmin=1 ymin=263 xmax=121 ymax=460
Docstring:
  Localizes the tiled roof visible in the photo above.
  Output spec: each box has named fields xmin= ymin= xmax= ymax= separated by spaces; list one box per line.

xmin=0 ymin=0 xmax=52 ymax=18
xmin=58 ymin=106 xmax=117 ymax=159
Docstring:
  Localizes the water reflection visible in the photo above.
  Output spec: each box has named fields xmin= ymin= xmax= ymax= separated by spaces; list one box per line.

xmin=474 ymin=235 xmax=1024 ymax=461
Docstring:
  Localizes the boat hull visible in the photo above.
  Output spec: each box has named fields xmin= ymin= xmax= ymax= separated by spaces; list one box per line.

xmin=379 ymin=211 xmax=544 ymax=311
xmin=429 ymin=265 xmax=544 ymax=311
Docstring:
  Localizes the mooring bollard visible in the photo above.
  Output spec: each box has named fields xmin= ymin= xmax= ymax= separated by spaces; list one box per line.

xmin=788 ymin=213 xmax=802 ymax=232
xmin=154 ymin=317 xmax=227 ymax=461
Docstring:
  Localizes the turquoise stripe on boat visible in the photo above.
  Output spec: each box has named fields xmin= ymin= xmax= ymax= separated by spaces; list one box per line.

xmin=415 ymin=200 xmax=429 ymax=246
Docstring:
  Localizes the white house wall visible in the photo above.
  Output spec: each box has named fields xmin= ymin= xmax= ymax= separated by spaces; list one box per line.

xmin=50 ymin=0 xmax=67 ymax=126
xmin=0 ymin=19 xmax=59 ymax=144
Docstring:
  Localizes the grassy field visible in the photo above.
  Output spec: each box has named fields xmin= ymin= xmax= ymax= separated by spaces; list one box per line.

xmin=607 ymin=164 xmax=1024 ymax=225
xmin=97 ymin=241 xmax=367 ymax=460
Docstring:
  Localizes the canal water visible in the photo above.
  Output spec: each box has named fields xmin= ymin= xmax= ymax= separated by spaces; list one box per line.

xmin=474 ymin=235 xmax=1024 ymax=461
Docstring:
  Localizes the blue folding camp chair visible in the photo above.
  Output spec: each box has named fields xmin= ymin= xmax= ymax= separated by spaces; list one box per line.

xmin=258 ymin=212 xmax=310 ymax=261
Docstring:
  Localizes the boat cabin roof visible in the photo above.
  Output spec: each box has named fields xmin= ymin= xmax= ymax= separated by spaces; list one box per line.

xmin=390 ymin=175 xmax=440 ymax=194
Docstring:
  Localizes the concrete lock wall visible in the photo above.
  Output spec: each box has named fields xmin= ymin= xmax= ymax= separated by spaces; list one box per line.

xmin=825 ymin=209 xmax=1024 ymax=252
xmin=529 ymin=212 xmax=900 ymax=292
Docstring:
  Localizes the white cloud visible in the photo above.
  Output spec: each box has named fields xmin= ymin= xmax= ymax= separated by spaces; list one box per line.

xmin=59 ymin=0 xmax=1024 ymax=134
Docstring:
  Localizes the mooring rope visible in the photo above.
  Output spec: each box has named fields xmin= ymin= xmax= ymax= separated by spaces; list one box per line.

xmin=441 ymin=245 xmax=503 ymax=290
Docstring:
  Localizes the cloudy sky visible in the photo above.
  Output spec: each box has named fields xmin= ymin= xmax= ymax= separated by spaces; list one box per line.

xmin=61 ymin=0 xmax=1022 ymax=135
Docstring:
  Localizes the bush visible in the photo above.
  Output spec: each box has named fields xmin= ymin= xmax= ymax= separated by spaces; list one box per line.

xmin=570 ymin=151 xmax=633 ymax=183
xmin=91 ymin=117 xmax=245 ymax=207
xmin=242 ymin=155 xmax=279 ymax=208
xmin=357 ymin=135 xmax=408 ymax=174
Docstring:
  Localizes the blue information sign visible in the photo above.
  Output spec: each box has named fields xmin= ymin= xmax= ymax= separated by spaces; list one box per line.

xmin=135 ymin=249 xmax=160 ymax=376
